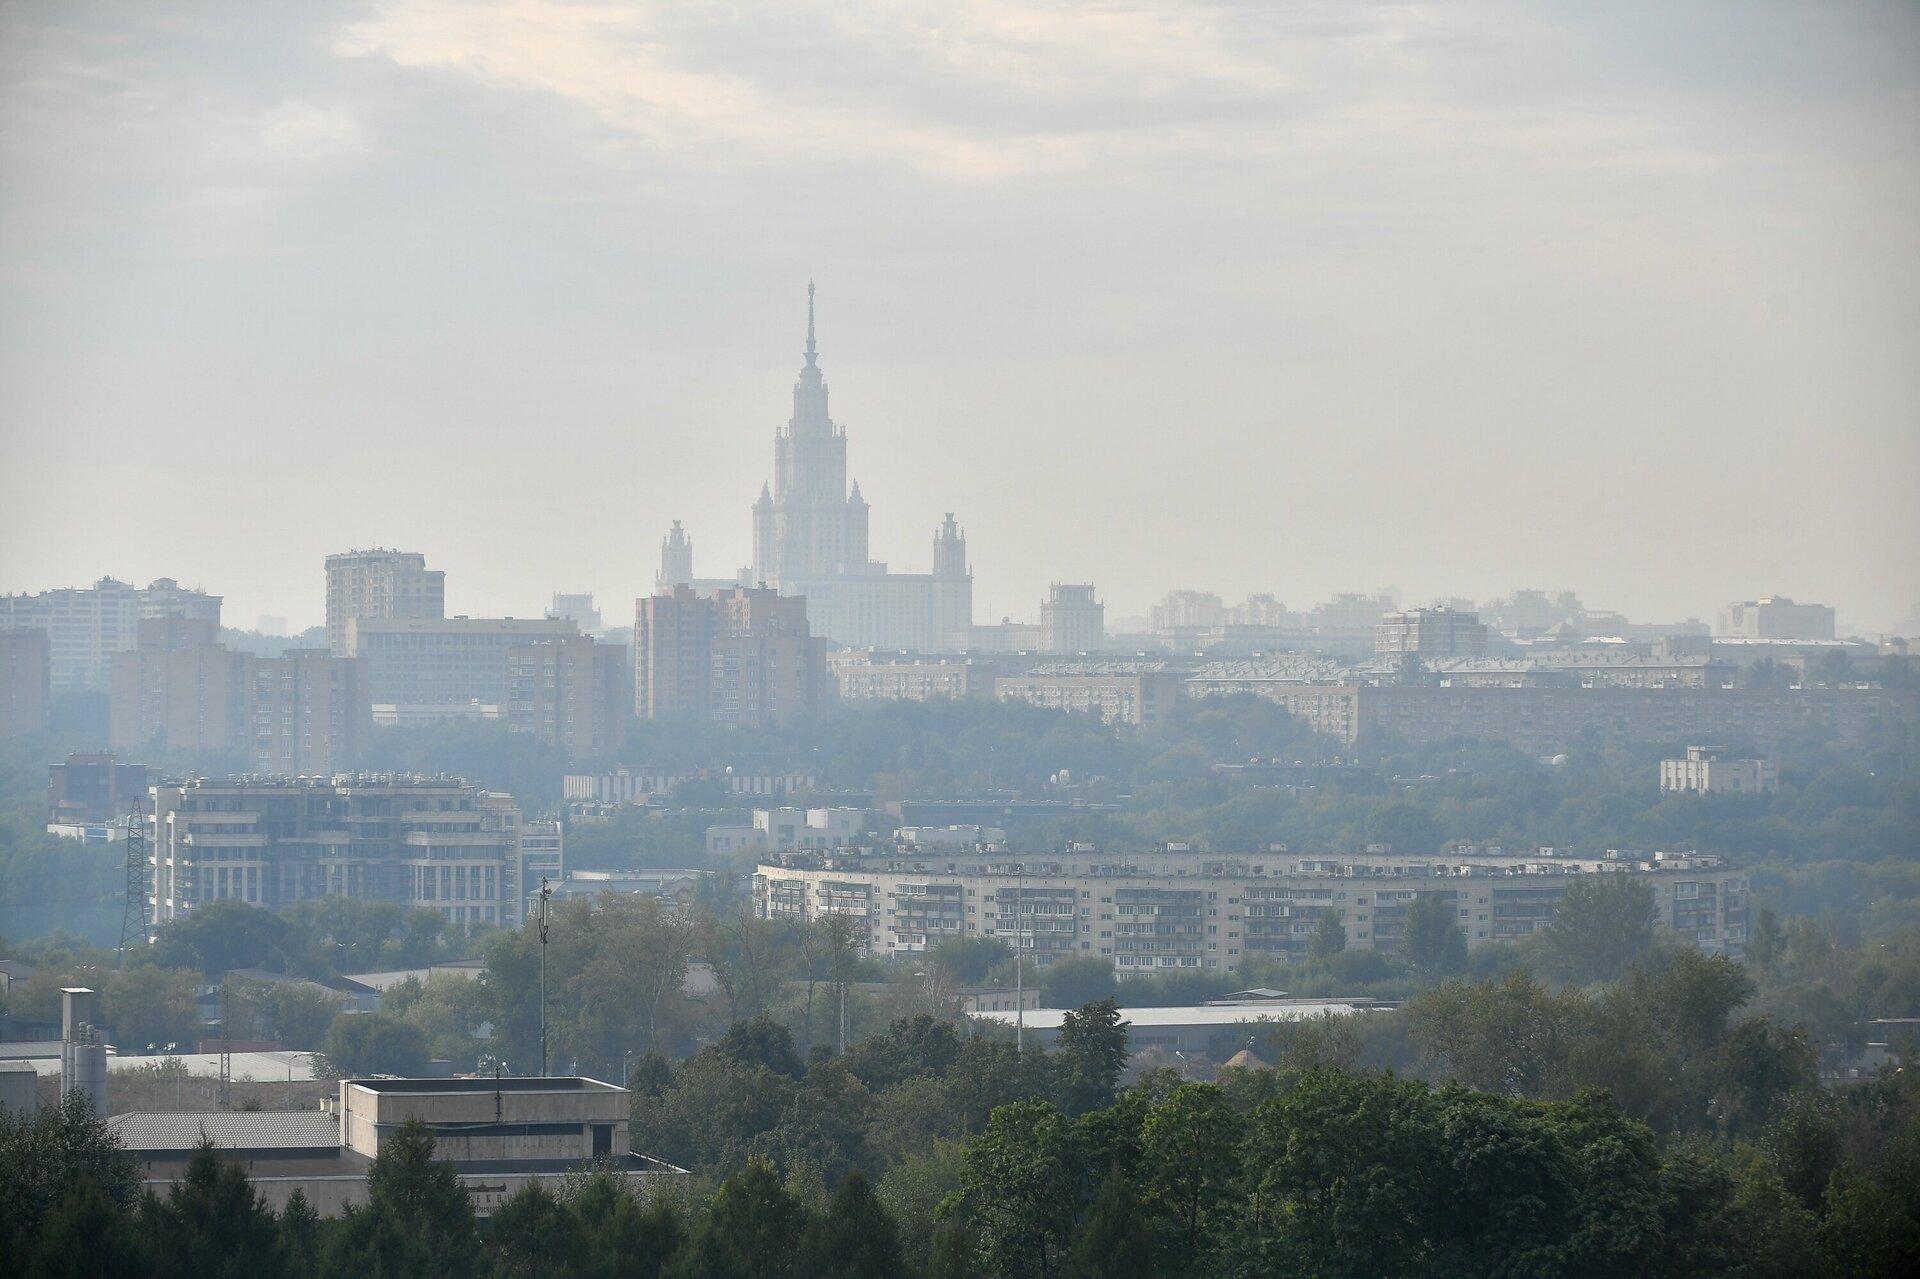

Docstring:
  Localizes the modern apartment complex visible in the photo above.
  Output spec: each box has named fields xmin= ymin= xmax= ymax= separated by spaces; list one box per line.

xmin=754 ymin=847 xmax=1750 ymax=974
xmin=324 ymin=549 xmax=445 ymax=656
xmin=147 ymin=774 xmax=524 ymax=927
xmin=633 ymin=585 xmax=828 ymax=726
xmin=0 ymin=577 xmax=221 ymax=692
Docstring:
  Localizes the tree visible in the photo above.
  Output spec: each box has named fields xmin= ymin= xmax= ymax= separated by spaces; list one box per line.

xmin=235 ymin=979 xmax=343 ymax=1051
xmin=713 ymin=1016 xmax=805 ymax=1079
xmin=798 ymin=1170 xmax=904 ymax=1279
xmin=1308 ymin=910 xmax=1346 ymax=961
xmin=138 ymin=1141 xmax=286 ymax=1279
xmin=1533 ymin=875 xmax=1656 ymax=985
xmin=1140 ymin=1083 xmax=1240 ymax=1258
xmin=931 ymin=937 xmax=1013 ymax=984
xmin=25 ymin=1176 xmax=146 ymax=1279
xmin=1407 ymin=970 xmax=1575 ymax=1096
xmin=1066 ymin=1170 xmax=1156 ymax=1279
xmin=1055 ymin=998 xmax=1130 ymax=1116
xmin=102 ymin=965 xmax=200 ymax=1052
xmin=1400 ymin=894 xmax=1467 ymax=977
xmin=1715 ymin=1016 xmax=1819 ymax=1135
xmin=322 ymin=1011 xmax=429 ymax=1076
xmin=331 ymin=1119 xmax=482 ymax=1279
xmin=665 ymin=1156 xmax=808 ymax=1279
xmin=842 ymin=1015 xmax=963 ymax=1093
xmin=1040 ymin=956 xmax=1118 ymax=1010
xmin=490 ymin=1180 xmax=585 ymax=1279
xmin=0 ymin=1089 xmax=139 ymax=1272
xmin=959 ymin=1100 xmax=1082 ymax=1279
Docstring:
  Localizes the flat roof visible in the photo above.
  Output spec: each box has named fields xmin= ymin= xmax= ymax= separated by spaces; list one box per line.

xmin=348 ymin=1076 xmax=625 ymax=1095
xmin=974 ymin=1001 xmax=1374 ymax=1031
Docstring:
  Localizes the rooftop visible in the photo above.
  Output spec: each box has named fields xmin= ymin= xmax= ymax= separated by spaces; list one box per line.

xmin=347 ymin=1076 xmax=625 ymax=1095
xmin=110 ymin=1110 xmax=340 ymax=1152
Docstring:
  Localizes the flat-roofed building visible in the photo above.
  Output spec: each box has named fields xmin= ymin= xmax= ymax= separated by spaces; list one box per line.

xmin=634 ymin=586 xmax=826 ymax=727
xmin=1375 ymin=607 xmax=1490 ymax=658
xmin=349 ymin=615 xmax=578 ymax=712
xmin=755 ymin=846 xmax=1751 ymax=970
xmin=1717 ymin=596 xmax=1836 ymax=641
xmin=149 ymin=774 xmax=522 ymax=927
xmin=325 ymin=549 xmax=445 ymax=657
xmin=995 ymin=662 xmax=1180 ymax=727
xmin=1 ymin=629 xmax=49 ymax=738
xmin=1661 ymin=745 xmax=1779 ymax=795
xmin=0 ymin=578 xmax=221 ymax=693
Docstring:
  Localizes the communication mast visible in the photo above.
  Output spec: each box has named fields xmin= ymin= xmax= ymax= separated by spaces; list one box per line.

xmin=118 ymin=798 xmax=148 ymax=966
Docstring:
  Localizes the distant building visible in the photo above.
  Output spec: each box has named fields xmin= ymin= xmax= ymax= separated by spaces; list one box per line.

xmin=47 ymin=753 xmax=148 ymax=832
xmin=706 ymin=806 xmax=865 ymax=858
xmin=829 ymin=651 xmax=991 ymax=703
xmin=506 ymin=634 xmax=619 ymax=762
xmin=1661 ymin=745 xmax=1779 ymax=796
xmin=562 ymin=764 xmax=817 ymax=807
xmin=757 ymin=846 xmax=1751 ymax=968
xmin=519 ymin=820 xmax=564 ymax=912
xmin=548 ymin=593 xmax=602 ymax=635
xmin=634 ymin=586 xmax=827 ymax=727
xmin=1 ymin=629 xmax=49 ymax=738
xmin=347 ymin=615 xmax=578 ymax=713
xmin=1041 ymin=584 xmax=1105 ymax=654
xmin=995 ymin=662 xmax=1180 ymax=727
xmin=1717 ymin=597 xmax=1836 ymax=641
xmin=1375 ymin=607 xmax=1489 ymax=659
xmin=0 ymin=577 xmax=221 ymax=692
xmin=324 ymin=550 xmax=445 ymax=657
xmin=149 ymin=775 xmax=524 ymax=927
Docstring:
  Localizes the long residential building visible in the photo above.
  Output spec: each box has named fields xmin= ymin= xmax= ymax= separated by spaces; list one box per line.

xmin=634 ymin=585 xmax=828 ymax=726
xmin=0 ymin=577 xmax=221 ymax=692
xmin=755 ymin=847 xmax=1750 ymax=974
xmin=148 ymin=774 xmax=524 ymax=928
xmin=1 ymin=628 xmax=50 ymax=738
xmin=325 ymin=549 xmax=445 ymax=657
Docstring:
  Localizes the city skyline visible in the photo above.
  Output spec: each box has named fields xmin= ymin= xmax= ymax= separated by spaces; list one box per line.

xmin=2 ymin=2 xmax=1916 ymax=632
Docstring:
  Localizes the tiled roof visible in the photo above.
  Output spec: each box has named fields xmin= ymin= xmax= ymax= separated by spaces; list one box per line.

xmin=109 ymin=1111 xmax=340 ymax=1151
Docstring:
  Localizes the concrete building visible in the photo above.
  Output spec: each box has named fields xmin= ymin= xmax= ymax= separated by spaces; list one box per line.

xmin=731 ymin=287 xmax=973 ymax=651
xmin=1041 ymin=584 xmax=1105 ymax=654
xmin=325 ymin=549 xmax=445 ymax=657
xmin=347 ymin=615 xmax=578 ymax=714
xmin=520 ymin=820 xmax=564 ymax=911
xmin=112 ymin=1077 xmax=686 ymax=1217
xmin=1717 ymin=596 xmax=1836 ymax=641
xmin=563 ymin=764 xmax=817 ymax=807
xmin=0 ymin=577 xmax=221 ymax=692
xmin=148 ymin=775 xmax=523 ymax=927
xmin=244 ymin=648 xmax=374 ymax=776
xmin=1661 ymin=745 xmax=1779 ymax=796
xmin=828 ymin=651 xmax=991 ymax=703
xmin=1 ymin=629 xmax=49 ymax=738
xmin=706 ymin=806 xmax=865 ymax=858
xmin=1375 ymin=607 xmax=1490 ymax=659
xmin=47 ymin=753 xmax=148 ymax=835
xmin=634 ymin=585 xmax=827 ymax=727
xmin=506 ymin=634 xmax=618 ymax=762
xmin=755 ymin=846 xmax=1751 ymax=971
xmin=995 ymin=662 xmax=1181 ymax=727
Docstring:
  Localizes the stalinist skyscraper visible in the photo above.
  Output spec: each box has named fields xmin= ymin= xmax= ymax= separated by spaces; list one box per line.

xmin=655 ymin=285 xmax=973 ymax=652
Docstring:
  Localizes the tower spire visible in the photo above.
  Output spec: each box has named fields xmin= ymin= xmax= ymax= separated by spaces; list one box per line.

xmin=804 ymin=280 xmax=817 ymax=368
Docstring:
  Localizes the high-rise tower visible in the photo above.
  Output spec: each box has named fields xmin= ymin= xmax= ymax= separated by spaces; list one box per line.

xmin=658 ymin=520 xmax=694 ymax=592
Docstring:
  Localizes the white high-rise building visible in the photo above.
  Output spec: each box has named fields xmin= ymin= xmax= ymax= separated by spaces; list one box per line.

xmin=0 ymin=577 xmax=222 ymax=692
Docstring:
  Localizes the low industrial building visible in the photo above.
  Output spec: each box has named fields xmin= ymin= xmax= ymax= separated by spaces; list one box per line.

xmin=112 ymin=1076 xmax=688 ymax=1216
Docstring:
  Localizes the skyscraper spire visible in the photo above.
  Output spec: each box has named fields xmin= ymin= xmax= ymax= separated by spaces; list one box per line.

xmin=804 ymin=280 xmax=817 ymax=368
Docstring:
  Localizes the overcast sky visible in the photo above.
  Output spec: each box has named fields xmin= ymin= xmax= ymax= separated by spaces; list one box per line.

xmin=2 ymin=1 xmax=1915 ymax=635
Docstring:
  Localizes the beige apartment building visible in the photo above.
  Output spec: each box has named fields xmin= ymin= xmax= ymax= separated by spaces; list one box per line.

xmin=755 ymin=847 xmax=1750 ymax=974
xmin=634 ymin=585 xmax=827 ymax=726
xmin=1 ymin=629 xmax=50 ymax=738
xmin=829 ymin=651 xmax=988 ymax=703
xmin=995 ymin=662 xmax=1181 ymax=727
xmin=148 ymin=774 xmax=523 ymax=927
xmin=325 ymin=549 xmax=445 ymax=656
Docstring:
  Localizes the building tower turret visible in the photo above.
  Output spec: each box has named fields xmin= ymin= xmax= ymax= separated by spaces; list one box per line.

xmin=658 ymin=520 xmax=694 ymax=593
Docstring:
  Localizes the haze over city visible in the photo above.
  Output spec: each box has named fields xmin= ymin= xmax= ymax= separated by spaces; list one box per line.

xmin=0 ymin=1 xmax=1915 ymax=634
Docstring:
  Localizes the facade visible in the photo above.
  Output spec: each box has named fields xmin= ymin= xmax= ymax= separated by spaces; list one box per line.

xmin=633 ymin=585 xmax=827 ymax=726
xmin=113 ymin=1077 xmax=685 ymax=1217
xmin=755 ymin=847 xmax=1751 ymax=972
xmin=706 ymin=806 xmax=865 ymax=858
xmin=548 ymin=593 xmax=603 ymax=635
xmin=1717 ymin=597 xmax=1836 ymax=641
xmin=732 ymin=287 xmax=972 ymax=651
xmin=0 ymin=629 xmax=49 ymax=738
xmin=347 ymin=616 xmax=578 ymax=712
xmin=0 ymin=577 xmax=221 ymax=692
xmin=148 ymin=775 xmax=523 ymax=927
xmin=1375 ymin=607 xmax=1490 ymax=658
xmin=1661 ymin=745 xmax=1779 ymax=796
xmin=995 ymin=662 xmax=1181 ymax=727
xmin=563 ymin=764 xmax=817 ymax=806
xmin=1041 ymin=584 xmax=1106 ymax=654
xmin=48 ymin=753 xmax=149 ymax=827
xmin=829 ymin=651 xmax=990 ymax=703
xmin=506 ymin=634 xmax=615 ymax=761
xmin=519 ymin=820 xmax=565 ymax=915
xmin=110 ymin=623 xmax=369 ymax=774
xmin=325 ymin=549 xmax=445 ymax=657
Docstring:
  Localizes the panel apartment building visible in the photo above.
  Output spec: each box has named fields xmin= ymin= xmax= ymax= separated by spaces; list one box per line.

xmin=0 ymin=577 xmax=221 ymax=692
xmin=634 ymin=585 xmax=828 ymax=727
xmin=755 ymin=847 xmax=1750 ymax=975
xmin=325 ymin=549 xmax=446 ymax=656
xmin=148 ymin=774 xmax=524 ymax=928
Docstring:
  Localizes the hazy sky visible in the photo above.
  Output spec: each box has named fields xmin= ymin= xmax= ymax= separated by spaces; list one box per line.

xmin=2 ymin=1 xmax=1916 ymax=634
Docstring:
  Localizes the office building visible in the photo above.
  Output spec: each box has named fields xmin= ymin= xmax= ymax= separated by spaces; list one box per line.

xmin=755 ymin=846 xmax=1751 ymax=971
xmin=1 ymin=629 xmax=49 ymax=738
xmin=1661 ymin=745 xmax=1779 ymax=796
xmin=828 ymin=651 xmax=990 ymax=703
xmin=705 ymin=806 xmax=865 ymax=858
xmin=1717 ymin=597 xmax=1836 ymax=641
xmin=47 ymin=753 xmax=148 ymax=836
xmin=1375 ymin=607 xmax=1490 ymax=658
xmin=1041 ymin=584 xmax=1105 ymax=654
xmin=325 ymin=549 xmax=445 ymax=657
xmin=634 ymin=585 xmax=827 ymax=726
xmin=148 ymin=774 xmax=523 ymax=927
xmin=347 ymin=615 xmax=577 ymax=713
xmin=0 ymin=577 xmax=221 ymax=692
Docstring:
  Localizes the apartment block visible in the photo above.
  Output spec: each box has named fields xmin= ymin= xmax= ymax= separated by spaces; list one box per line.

xmin=1 ymin=629 xmax=50 ymax=738
xmin=634 ymin=586 xmax=826 ymax=727
xmin=347 ymin=616 xmax=577 ymax=712
xmin=754 ymin=847 xmax=1751 ymax=972
xmin=829 ymin=651 xmax=988 ymax=703
xmin=325 ymin=549 xmax=446 ymax=656
xmin=148 ymin=775 xmax=522 ymax=927
xmin=1041 ymin=584 xmax=1106 ymax=654
xmin=995 ymin=662 xmax=1180 ymax=727
xmin=1375 ymin=607 xmax=1490 ymax=658
xmin=1717 ymin=596 xmax=1835 ymax=641
xmin=0 ymin=577 xmax=221 ymax=692
xmin=47 ymin=753 xmax=149 ymax=826
xmin=507 ymin=634 xmax=613 ymax=762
